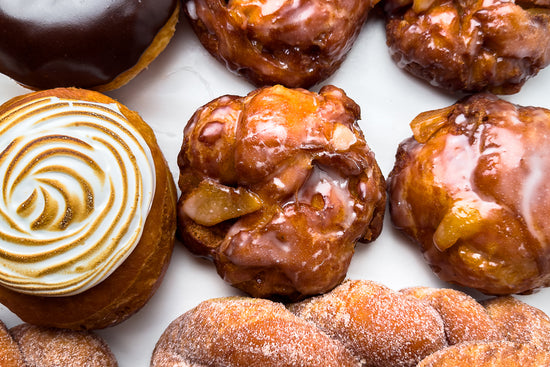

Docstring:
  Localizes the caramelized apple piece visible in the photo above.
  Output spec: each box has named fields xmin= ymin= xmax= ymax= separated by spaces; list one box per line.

xmin=182 ymin=179 xmax=262 ymax=226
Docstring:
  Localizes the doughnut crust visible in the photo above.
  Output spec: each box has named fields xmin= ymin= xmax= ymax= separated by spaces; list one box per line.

xmin=10 ymin=324 xmax=117 ymax=367
xmin=0 ymin=1 xmax=179 ymax=91
xmin=0 ymin=320 xmax=25 ymax=367
xmin=290 ymin=280 xmax=447 ymax=367
xmin=417 ymin=341 xmax=550 ymax=366
xmin=150 ymin=297 xmax=359 ymax=367
xmin=388 ymin=93 xmax=550 ymax=295
xmin=483 ymin=296 xmax=550 ymax=351
xmin=385 ymin=0 xmax=550 ymax=94
xmin=176 ymin=85 xmax=386 ymax=300
xmin=401 ymin=287 xmax=502 ymax=344
xmin=184 ymin=0 xmax=380 ymax=88
xmin=152 ymin=280 xmax=550 ymax=366
xmin=0 ymin=88 xmax=177 ymax=330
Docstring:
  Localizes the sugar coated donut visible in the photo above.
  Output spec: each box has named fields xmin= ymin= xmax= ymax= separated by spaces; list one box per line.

xmin=151 ymin=297 xmax=359 ymax=367
xmin=10 ymin=323 xmax=117 ymax=366
xmin=0 ymin=88 xmax=177 ymax=329
xmin=417 ymin=341 xmax=550 ymax=366
xmin=176 ymin=85 xmax=386 ymax=300
xmin=0 ymin=1 xmax=180 ymax=91
xmin=483 ymin=296 xmax=550 ymax=352
xmin=401 ymin=287 xmax=502 ymax=345
xmin=0 ymin=320 xmax=25 ymax=367
xmin=152 ymin=280 xmax=550 ymax=367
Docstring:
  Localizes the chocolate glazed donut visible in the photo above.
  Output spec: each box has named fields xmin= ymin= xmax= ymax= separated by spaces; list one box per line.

xmin=0 ymin=0 xmax=179 ymax=91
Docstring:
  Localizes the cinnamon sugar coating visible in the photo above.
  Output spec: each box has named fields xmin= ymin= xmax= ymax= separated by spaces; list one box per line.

xmin=184 ymin=0 xmax=380 ymax=88
xmin=289 ymin=280 xmax=448 ymax=367
xmin=9 ymin=323 xmax=117 ymax=366
xmin=388 ymin=93 xmax=550 ymax=295
xmin=417 ymin=341 xmax=550 ymax=366
xmin=401 ymin=287 xmax=502 ymax=345
xmin=483 ymin=296 xmax=550 ymax=352
xmin=152 ymin=280 xmax=550 ymax=366
xmin=177 ymin=85 xmax=386 ymax=300
xmin=0 ymin=320 xmax=25 ymax=367
xmin=151 ymin=297 xmax=359 ymax=367
xmin=385 ymin=0 xmax=550 ymax=94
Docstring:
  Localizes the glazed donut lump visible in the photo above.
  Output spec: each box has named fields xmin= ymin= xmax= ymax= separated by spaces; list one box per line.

xmin=176 ymin=85 xmax=386 ymax=300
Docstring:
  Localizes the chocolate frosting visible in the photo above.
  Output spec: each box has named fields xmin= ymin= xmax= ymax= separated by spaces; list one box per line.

xmin=0 ymin=0 xmax=178 ymax=89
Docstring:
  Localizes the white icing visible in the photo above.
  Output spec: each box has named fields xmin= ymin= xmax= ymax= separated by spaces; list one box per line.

xmin=186 ymin=0 xmax=198 ymax=20
xmin=0 ymin=96 xmax=155 ymax=296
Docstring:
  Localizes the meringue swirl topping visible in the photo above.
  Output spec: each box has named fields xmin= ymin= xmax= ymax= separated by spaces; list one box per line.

xmin=0 ymin=96 xmax=155 ymax=296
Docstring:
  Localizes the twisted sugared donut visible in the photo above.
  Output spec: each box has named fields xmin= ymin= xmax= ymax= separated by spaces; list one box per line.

xmin=417 ymin=341 xmax=550 ymax=366
xmin=384 ymin=0 xmax=550 ymax=93
xmin=0 ymin=1 xmax=180 ymax=91
xmin=151 ymin=297 xmax=359 ymax=367
xmin=0 ymin=320 xmax=25 ymax=367
xmin=1 ymin=322 xmax=118 ymax=366
xmin=388 ymin=93 xmax=550 ymax=295
xmin=176 ymin=85 xmax=386 ymax=300
xmin=151 ymin=279 xmax=550 ymax=366
xmin=0 ymin=88 xmax=177 ymax=330
xmin=184 ymin=0 xmax=380 ymax=88
xmin=401 ymin=287 xmax=502 ymax=345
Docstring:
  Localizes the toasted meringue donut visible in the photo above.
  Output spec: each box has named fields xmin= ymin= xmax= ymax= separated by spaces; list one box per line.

xmin=0 ymin=88 xmax=176 ymax=329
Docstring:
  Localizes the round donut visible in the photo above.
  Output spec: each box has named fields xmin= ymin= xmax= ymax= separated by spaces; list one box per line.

xmin=0 ymin=320 xmax=25 ymax=367
xmin=401 ymin=287 xmax=502 ymax=345
xmin=184 ymin=0 xmax=379 ymax=88
xmin=150 ymin=297 xmax=359 ymax=367
xmin=388 ymin=93 xmax=550 ymax=295
xmin=176 ymin=84 xmax=386 ymax=300
xmin=483 ymin=296 xmax=550 ymax=352
xmin=417 ymin=341 xmax=550 ymax=366
xmin=10 ymin=323 xmax=117 ymax=366
xmin=0 ymin=88 xmax=177 ymax=329
xmin=0 ymin=1 xmax=180 ymax=91
xmin=384 ymin=0 xmax=550 ymax=94
xmin=289 ymin=280 xmax=448 ymax=367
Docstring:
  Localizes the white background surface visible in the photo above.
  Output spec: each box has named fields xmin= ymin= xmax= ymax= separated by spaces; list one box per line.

xmin=0 ymin=10 xmax=548 ymax=366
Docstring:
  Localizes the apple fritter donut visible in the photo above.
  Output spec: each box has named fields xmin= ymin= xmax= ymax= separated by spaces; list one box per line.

xmin=385 ymin=0 xmax=550 ymax=94
xmin=177 ymin=85 xmax=386 ymax=300
xmin=184 ymin=0 xmax=380 ymax=88
xmin=388 ymin=93 xmax=550 ymax=295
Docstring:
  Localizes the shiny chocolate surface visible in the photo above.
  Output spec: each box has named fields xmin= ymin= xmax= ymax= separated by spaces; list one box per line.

xmin=0 ymin=0 xmax=178 ymax=89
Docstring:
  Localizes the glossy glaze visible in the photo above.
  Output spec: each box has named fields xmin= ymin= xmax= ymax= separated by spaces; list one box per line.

xmin=0 ymin=0 xmax=178 ymax=89
xmin=177 ymin=85 xmax=386 ymax=300
xmin=388 ymin=93 xmax=550 ymax=295
xmin=385 ymin=0 xmax=550 ymax=94
xmin=185 ymin=0 xmax=379 ymax=88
